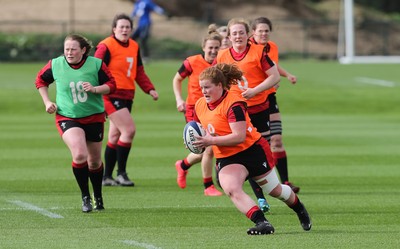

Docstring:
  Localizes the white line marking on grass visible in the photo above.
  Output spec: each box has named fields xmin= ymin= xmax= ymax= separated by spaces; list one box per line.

xmin=120 ymin=240 xmax=162 ymax=249
xmin=8 ymin=200 xmax=64 ymax=219
xmin=1 ymin=204 xmax=221 ymax=212
xmin=355 ymin=77 xmax=396 ymax=87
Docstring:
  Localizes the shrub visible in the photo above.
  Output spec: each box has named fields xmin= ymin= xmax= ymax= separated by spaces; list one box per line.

xmin=0 ymin=33 xmax=200 ymax=62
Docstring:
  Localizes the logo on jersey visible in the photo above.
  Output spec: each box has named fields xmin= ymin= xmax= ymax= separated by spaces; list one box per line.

xmin=216 ymin=162 xmax=221 ymax=171
xmin=236 ymin=76 xmax=249 ymax=91
xmin=207 ymin=123 xmax=216 ymax=136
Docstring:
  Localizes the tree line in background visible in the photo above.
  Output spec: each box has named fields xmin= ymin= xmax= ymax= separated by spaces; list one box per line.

xmin=151 ymin=0 xmax=400 ymax=20
xmin=355 ymin=0 xmax=400 ymax=13
xmin=0 ymin=33 xmax=201 ymax=62
xmin=312 ymin=0 xmax=400 ymax=14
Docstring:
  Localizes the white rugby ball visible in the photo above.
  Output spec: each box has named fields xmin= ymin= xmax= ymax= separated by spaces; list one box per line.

xmin=183 ymin=121 xmax=206 ymax=154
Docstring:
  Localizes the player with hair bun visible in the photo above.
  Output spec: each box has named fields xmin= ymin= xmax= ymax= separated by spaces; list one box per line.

xmin=209 ymin=23 xmax=231 ymax=50
xmin=172 ymin=25 xmax=223 ymax=196
xmin=193 ymin=63 xmax=311 ymax=235
xmin=250 ymin=16 xmax=300 ymax=193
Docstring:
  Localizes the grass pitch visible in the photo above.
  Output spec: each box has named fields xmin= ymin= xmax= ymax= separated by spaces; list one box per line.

xmin=0 ymin=60 xmax=399 ymax=248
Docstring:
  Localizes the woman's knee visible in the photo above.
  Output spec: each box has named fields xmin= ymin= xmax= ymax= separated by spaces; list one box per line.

xmin=269 ymin=184 xmax=292 ymax=203
xmin=122 ymin=125 xmax=136 ymax=140
xmin=88 ymin=161 xmax=102 ymax=170
xmin=72 ymin=151 xmax=87 ymax=163
xmin=203 ymin=146 xmax=213 ymax=157
xmin=222 ymin=186 xmax=242 ymax=198
xmin=219 ymin=179 xmax=241 ymax=197
xmin=108 ymin=130 xmax=120 ymax=142
xmin=270 ymin=135 xmax=283 ymax=149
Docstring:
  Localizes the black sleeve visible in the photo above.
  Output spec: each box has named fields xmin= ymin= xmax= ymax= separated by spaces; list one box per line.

xmin=41 ymin=68 xmax=54 ymax=83
xmin=177 ymin=64 xmax=186 ymax=74
xmin=231 ymin=104 xmax=246 ymax=122
xmin=98 ymin=62 xmax=114 ymax=85
xmin=137 ymin=50 xmax=144 ymax=67
xmin=103 ymin=50 xmax=111 ymax=65
xmin=263 ymin=46 xmax=274 ymax=66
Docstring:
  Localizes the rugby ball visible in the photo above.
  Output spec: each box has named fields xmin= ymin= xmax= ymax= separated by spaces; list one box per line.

xmin=183 ymin=121 xmax=206 ymax=154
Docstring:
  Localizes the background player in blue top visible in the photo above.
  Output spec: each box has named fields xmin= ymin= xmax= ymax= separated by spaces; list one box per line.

xmin=130 ymin=0 xmax=168 ymax=60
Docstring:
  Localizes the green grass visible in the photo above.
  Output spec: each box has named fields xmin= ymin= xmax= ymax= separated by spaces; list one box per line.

xmin=0 ymin=60 xmax=399 ymax=248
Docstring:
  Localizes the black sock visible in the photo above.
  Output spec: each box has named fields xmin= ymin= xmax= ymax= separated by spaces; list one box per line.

xmin=104 ymin=144 xmax=117 ymax=178
xmin=72 ymin=162 xmax=90 ymax=197
xmin=250 ymin=210 xmax=266 ymax=224
xmin=117 ymin=143 xmax=131 ymax=175
xmin=89 ymin=164 xmax=104 ymax=199
xmin=180 ymin=159 xmax=191 ymax=170
xmin=248 ymin=178 xmax=266 ymax=199
xmin=289 ymin=196 xmax=303 ymax=213
xmin=203 ymin=177 xmax=213 ymax=189
xmin=275 ymin=155 xmax=289 ymax=183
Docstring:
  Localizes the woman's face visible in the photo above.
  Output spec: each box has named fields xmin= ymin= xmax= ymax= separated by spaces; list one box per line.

xmin=200 ymin=78 xmax=223 ymax=104
xmin=252 ymin=23 xmax=271 ymax=45
xmin=64 ymin=39 xmax=85 ymax=64
xmin=229 ymin=24 xmax=248 ymax=50
xmin=113 ymin=19 xmax=132 ymax=42
xmin=219 ymin=30 xmax=232 ymax=49
xmin=203 ymin=39 xmax=221 ymax=63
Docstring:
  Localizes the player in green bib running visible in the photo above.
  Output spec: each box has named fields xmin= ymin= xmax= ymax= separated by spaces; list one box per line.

xmin=35 ymin=34 xmax=116 ymax=213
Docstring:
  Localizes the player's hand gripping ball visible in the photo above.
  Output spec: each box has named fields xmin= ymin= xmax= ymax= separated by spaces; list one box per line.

xmin=183 ymin=121 xmax=206 ymax=154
